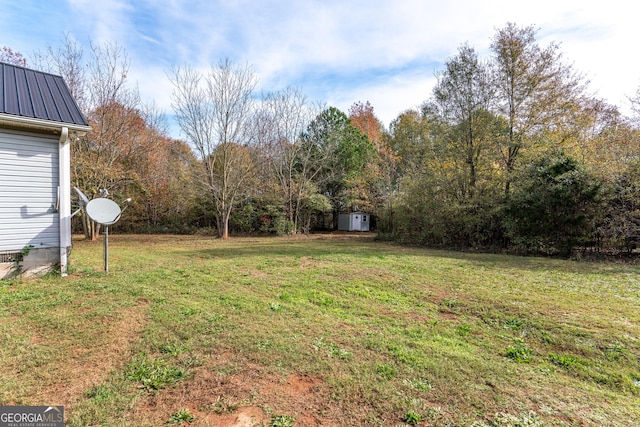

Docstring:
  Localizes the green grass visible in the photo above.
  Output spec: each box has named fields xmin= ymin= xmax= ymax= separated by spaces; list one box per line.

xmin=1 ymin=234 xmax=639 ymax=426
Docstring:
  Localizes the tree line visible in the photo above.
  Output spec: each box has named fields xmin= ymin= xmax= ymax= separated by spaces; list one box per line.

xmin=387 ymin=23 xmax=640 ymax=256
xmin=4 ymin=23 xmax=639 ymax=256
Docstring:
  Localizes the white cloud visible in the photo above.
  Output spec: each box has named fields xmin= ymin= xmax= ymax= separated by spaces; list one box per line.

xmin=131 ymin=0 xmax=640 ymax=131
xmin=127 ymin=64 xmax=173 ymax=112
xmin=67 ymin=0 xmax=135 ymax=45
xmin=329 ymin=73 xmax=439 ymax=129
xmin=2 ymin=0 xmax=638 ymax=138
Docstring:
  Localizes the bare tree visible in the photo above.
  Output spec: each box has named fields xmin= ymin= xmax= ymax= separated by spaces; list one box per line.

xmin=170 ymin=59 xmax=258 ymax=239
xmin=0 ymin=46 xmax=27 ymax=66
xmin=32 ymin=34 xmax=88 ymax=112
xmin=630 ymin=86 xmax=640 ymax=125
xmin=256 ymin=88 xmax=320 ymax=233
xmin=31 ymin=39 xmax=142 ymax=239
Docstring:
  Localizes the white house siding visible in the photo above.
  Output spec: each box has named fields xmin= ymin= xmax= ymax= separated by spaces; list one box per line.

xmin=0 ymin=129 xmax=59 ymax=252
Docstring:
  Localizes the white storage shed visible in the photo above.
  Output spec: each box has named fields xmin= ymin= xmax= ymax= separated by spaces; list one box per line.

xmin=338 ymin=212 xmax=370 ymax=232
xmin=0 ymin=62 xmax=90 ymax=278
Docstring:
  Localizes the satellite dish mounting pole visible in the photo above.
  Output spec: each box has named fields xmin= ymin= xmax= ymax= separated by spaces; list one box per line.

xmin=104 ymin=225 xmax=109 ymax=273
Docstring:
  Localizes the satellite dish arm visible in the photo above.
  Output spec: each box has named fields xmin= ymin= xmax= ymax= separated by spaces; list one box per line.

xmin=71 ymin=186 xmax=89 ymax=218
xmin=71 ymin=206 xmax=83 ymax=218
xmin=74 ymin=187 xmax=90 ymax=204
xmin=111 ymin=199 xmax=131 ymax=223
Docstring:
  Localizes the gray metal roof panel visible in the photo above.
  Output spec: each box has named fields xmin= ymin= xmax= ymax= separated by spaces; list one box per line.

xmin=25 ymin=69 xmax=48 ymax=119
xmin=0 ymin=62 xmax=88 ymax=127
xmin=3 ymin=65 xmax=20 ymax=115
xmin=42 ymin=73 xmax=63 ymax=122
xmin=16 ymin=67 xmax=35 ymax=117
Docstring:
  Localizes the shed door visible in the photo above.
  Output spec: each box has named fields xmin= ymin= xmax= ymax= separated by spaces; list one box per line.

xmin=0 ymin=129 xmax=59 ymax=251
xmin=352 ymin=214 xmax=361 ymax=231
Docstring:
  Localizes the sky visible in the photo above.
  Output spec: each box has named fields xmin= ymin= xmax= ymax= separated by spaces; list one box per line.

xmin=1 ymin=0 xmax=639 ymax=139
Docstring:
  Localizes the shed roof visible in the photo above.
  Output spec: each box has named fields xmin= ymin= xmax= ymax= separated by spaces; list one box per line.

xmin=0 ymin=62 xmax=88 ymax=127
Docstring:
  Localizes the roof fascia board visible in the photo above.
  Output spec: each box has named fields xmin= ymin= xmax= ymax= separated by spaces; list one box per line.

xmin=0 ymin=112 xmax=91 ymax=135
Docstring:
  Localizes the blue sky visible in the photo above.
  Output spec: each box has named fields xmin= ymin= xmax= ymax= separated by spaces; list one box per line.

xmin=1 ymin=0 xmax=638 ymax=138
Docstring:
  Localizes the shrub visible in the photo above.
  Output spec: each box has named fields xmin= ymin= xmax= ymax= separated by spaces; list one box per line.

xmin=504 ymin=152 xmax=602 ymax=256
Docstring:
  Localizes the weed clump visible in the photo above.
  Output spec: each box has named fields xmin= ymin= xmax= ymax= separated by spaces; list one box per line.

xmin=472 ymin=411 xmax=544 ymax=426
xmin=127 ymin=356 xmax=188 ymax=390
xmin=403 ymin=410 xmax=421 ymax=425
xmin=168 ymin=408 xmax=194 ymax=424
xmin=548 ymin=353 xmax=580 ymax=369
xmin=506 ymin=345 xmax=532 ymax=363
xmin=270 ymin=414 xmax=295 ymax=427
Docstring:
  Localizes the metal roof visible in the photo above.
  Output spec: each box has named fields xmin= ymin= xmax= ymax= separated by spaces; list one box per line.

xmin=0 ymin=62 xmax=88 ymax=127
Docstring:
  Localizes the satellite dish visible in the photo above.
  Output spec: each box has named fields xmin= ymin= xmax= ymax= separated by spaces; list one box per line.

xmin=85 ymin=198 xmax=122 ymax=225
xmin=77 ymin=193 xmax=130 ymax=273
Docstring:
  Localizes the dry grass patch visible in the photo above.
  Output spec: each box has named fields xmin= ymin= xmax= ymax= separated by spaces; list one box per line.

xmin=41 ymin=303 xmax=148 ymax=408
xmin=0 ymin=289 xmax=148 ymax=409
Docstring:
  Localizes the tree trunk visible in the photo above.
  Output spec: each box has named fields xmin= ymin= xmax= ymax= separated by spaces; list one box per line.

xmin=221 ymin=208 xmax=231 ymax=240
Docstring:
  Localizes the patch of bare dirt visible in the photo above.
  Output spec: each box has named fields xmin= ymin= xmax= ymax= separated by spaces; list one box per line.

xmin=438 ymin=310 xmax=458 ymax=320
xmin=130 ymin=352 xmax=344 ymax=426
xmin=201 ymin=406 xmax=267 ymax=427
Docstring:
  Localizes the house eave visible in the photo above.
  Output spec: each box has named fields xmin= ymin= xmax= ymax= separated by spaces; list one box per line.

xmin=0 ymin=113 xmax=91 ymax=136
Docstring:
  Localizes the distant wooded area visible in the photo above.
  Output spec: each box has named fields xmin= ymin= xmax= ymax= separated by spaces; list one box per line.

xmin=4 ymin=23 xmax=638 ymax=256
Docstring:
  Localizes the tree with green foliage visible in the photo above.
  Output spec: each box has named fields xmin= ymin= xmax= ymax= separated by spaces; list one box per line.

xmin=389 ymin=107 xmax=457 ymax=244
xmin=504 ymin=152 xmax=602 ymax=256
xmin=389 ymin=90 xmax=506 ymax=248
xmin=385 ymin=109 xmax=437 ymax=238
xmin=596 ymin=160 xmax=640 ymax=254
xmin=349 ymin=102 xmax=398 ymax=226
xmin=491 ymin=23 xmax=586 ymax=196
xmin=299 ymin=191 xmax=333 ymax=234
xmin=429 ymin=43 xmax=498 ymax=200
xmin=300 ymin=107 xmax=374 ymax=228
xmin=388 ymin=109 xmax=436 ymax=178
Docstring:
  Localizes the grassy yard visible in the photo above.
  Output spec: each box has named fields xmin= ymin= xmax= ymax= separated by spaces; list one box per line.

xmin=0 ymin=234 xmax=639 ymax=426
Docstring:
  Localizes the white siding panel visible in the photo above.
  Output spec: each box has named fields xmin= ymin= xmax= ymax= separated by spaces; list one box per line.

xmin=0 ymin=129 xmax=59 ymax=251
